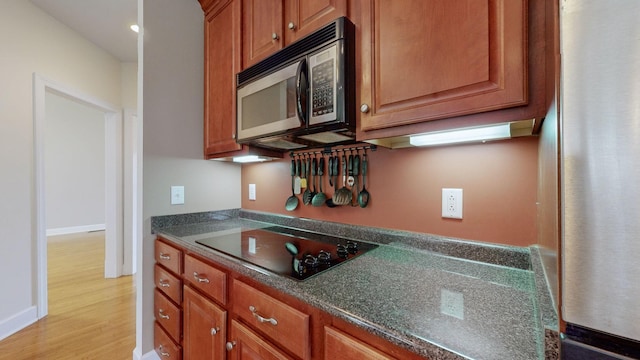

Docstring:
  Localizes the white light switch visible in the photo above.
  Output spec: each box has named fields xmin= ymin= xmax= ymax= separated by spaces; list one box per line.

xmin=248 ymin=184 xmax=256 ymax=201
xmin=171 ymin=186 xmax=185 ymax=205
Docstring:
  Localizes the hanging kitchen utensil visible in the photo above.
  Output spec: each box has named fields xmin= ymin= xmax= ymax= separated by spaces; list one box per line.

xmin=307 ymin=156 xmax=318 ymax=205
xmin=300 ymin=157 xmax=307 ymax=189
xmin=294 ymin=156 xmax=301 ymax=195
xmin=351 ymin=153 xmax=360 ymax=206
xmin=325 ymin=155 xmax=339 ymax=208
xmin=333 ymin=153 xmax=352 ymax=205
xmin=302 ymin=157 xmax=313 ymax=205
xmin=285 ymin=159 xmax=299 ymax=211
xmin=302 ymin=155 xmax=313 ymax=205
xmin=312 ymin=156 xmax=327 ymax=206
xmin=358 ymin=150 xmax=370 ymax=208
xmin=328 ymin=156 xmax=334 ymax=187
xmin=346 ymin=150 xmax=355 ymax=188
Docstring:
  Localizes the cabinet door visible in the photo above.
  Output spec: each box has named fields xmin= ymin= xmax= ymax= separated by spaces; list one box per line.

xmin=284 ymin=0 xmax=347 ymax=43
xmin=242 ymin=0 xmax=284 ymax=68
xmin=359 ymin=0 xmax=527 ymax=132
xmin=183 ymin=286 xmax=227 ymax=360
xmin=227 ymin=320 xmax=293 ymax=360
xmin=204 ymin=0 xmax=243 ymax=156
xmin=324 ymin=326 xmax=395 ymax=360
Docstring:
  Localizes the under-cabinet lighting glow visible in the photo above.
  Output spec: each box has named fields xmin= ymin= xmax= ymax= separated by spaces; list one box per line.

xmin=409 ymin=123 xmax=512 ymax=147
xmin=232 ymin=155 xmax=268 ymax=163
xmin=130 ymin=24 xmax=139 ymax=33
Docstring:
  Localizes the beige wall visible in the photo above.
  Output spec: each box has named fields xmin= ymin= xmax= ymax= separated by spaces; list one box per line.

xmin=45 ymin=92 xmax=106 ymax=232
xmin=0 ymin=0 xmax=125 ymax=332
xmin=121 ymin=62 xmax=138 ymax=111
xmin=138 ymin=0 xmax=241 ymax=355
xmin=243 ymin=137 xmax=539 ymax=247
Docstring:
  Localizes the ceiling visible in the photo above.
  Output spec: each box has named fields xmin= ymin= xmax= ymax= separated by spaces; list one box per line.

xmin=30 ymin=0 xmax=138 ymax=62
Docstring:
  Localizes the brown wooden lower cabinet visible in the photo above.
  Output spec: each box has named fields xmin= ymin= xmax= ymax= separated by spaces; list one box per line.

xmin=183 ymin=285 xmax=227 ymax=359
xmin=154 ymin=236 xmax=427 ymax=360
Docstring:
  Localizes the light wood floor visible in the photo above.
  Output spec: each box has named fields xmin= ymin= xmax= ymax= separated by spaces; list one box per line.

xmin=0 ymin=232 xmax=136 ymax=360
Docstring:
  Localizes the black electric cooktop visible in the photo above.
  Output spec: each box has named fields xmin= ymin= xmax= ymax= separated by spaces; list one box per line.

xmin=195 ymin=226 xmax=377 ymax=281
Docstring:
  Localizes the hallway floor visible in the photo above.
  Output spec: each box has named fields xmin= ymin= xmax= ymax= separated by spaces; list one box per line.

xmin=0 ymin=231 xmax=135 ymax=359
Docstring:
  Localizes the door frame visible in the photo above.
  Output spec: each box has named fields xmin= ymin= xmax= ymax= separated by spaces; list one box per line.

xmin=33 ymin=73 xmax=125 ymax=318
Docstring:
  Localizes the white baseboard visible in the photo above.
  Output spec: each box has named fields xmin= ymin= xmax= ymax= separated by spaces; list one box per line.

xmin=46 ymin=224 xmax=106 ymax=237
xmin=0 ymin=306 xmax=38 ymax=341
xmin=132 ymin=348 xmax=160 ymax=360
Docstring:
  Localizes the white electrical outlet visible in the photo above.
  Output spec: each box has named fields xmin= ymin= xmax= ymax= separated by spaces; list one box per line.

xmin=171 ymin=186 xmax=185 ymax=205
xmin=440 ymin=289 xmax=465 ymax=319
xmin=442 ymin=188 xmax=463 ymax=219
xmin=248 ymin=184 xmax=256 ymax=201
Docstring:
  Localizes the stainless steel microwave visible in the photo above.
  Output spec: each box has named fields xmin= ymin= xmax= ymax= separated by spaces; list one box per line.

xmin=236 ymin=17 xmax=355 ymax=151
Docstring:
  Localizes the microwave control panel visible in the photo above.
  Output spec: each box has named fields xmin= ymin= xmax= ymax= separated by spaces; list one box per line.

xmin=311 ymin=60 xmax=335 ymax=117
xmin=309 ymin=43 xmax=339 ymax=124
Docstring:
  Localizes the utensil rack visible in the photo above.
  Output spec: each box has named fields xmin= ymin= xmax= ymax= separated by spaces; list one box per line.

xmin=289 ymin=144 xmax=377 ymax=158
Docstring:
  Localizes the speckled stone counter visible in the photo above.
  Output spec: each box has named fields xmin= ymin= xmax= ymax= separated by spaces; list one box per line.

xmin=153 ymin=210 xmax=547 ymax=360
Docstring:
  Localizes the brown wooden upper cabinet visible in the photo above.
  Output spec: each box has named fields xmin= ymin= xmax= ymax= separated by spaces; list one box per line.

xmin=242 ymin=0 xmax=347 ymax=69
xmin=358 ymin=0 xmax=533 ymax=136
xmin=202 ymin=0 xmax=244 ymax=157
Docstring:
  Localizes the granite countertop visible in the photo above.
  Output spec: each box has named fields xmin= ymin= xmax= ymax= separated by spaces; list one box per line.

xmin=154 ymin=213 xmax=544 ymax=360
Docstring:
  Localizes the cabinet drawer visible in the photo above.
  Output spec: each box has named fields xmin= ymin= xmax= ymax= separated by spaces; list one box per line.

xmin=155 ymin=239 xmax=183 ymax=275
xmin=154 ymin=321 xmax=182 ymax=360
xmin=155 ymin=264 xmax=182 ymax=304
xmin=154 ymin=289 xmax=181 ymax=343
xmin=232 ymin=280 xmax=310 ymax=360
xmin=184 ymin=254 xmax=227 ymax=305
xmin=324 ymin=326 xmax=395 ymax=360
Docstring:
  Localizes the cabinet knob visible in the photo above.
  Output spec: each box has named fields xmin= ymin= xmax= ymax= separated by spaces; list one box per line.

xmin=210 ymin=327 xmax=219 ymax=336
xmin=272 ymin=32 xmax=279 ymax=40
xmin=158 ymin=253 xmax=170 ymax=260
xmin=226 ymin=341 xmax=236 ymax=351
xmin=193 ymin=272 xmax=210 ymax=284
xmin=158 ymin=309 xmax=170 ymax=320
xmin=288 ymin=22 xmax=296 ymax=30
xmin=158 ymin=345 xmax=170 ymax=357
xmin=360 ymin=104 xmax=370 ymax=113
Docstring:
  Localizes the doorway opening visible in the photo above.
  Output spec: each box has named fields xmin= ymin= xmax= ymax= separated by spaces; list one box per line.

xmin=33 ymin=73 xmax=135 ymax=318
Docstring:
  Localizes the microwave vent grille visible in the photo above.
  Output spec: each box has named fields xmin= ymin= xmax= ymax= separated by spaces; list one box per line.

xmin=238 ymin=19 xmax=343 ymax=86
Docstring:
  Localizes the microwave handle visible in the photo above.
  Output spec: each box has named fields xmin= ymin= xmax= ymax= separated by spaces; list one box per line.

xmin=295 ymin=58 xmax=308 ymax=126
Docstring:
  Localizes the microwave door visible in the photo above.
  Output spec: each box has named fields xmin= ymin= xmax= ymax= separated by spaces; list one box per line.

xmin=237 ymin=60 xmax=305 ymax=141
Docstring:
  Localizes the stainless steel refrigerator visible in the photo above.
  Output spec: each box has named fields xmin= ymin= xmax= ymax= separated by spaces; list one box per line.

xmin=561 ymin=0 xmax=640 ymax=358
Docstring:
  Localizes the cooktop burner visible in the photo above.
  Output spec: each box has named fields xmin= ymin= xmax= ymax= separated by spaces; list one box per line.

xmin=195 ymin=226 xmax=378 ymax=281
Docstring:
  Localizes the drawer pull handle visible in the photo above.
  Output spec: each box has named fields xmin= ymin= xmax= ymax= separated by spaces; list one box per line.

xmin=249 ymin=305 xmax=278 ymax=326
xmin=158 ymin=345 xmax=170 ymax=357
xmin=159 ymin=253 xmax=171 ymax=260
xmin=158 ymin=309 xmax=170 ymax=320
xmin=193 ymin=272 xmax=210 ymax=283
xmin=226 ymin=341 xmax=236 ymax=351
xmin=210 ymin=327 xmax=219 ymax=335
xmin=158 ymin=280 xmax=170 ymax=288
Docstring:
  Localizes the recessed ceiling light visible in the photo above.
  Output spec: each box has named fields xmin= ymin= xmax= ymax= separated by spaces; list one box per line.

xmin=130 ymin=24 xmax=139 ymax=33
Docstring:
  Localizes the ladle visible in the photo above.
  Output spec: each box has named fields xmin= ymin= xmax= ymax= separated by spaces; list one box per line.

xmin=312 ymin=156 xmax=327 ymax=206
xmin=285 ymin=159 xmax=299 ymax=211
xmin=357 ymin=151 xmax=370 ymax=208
